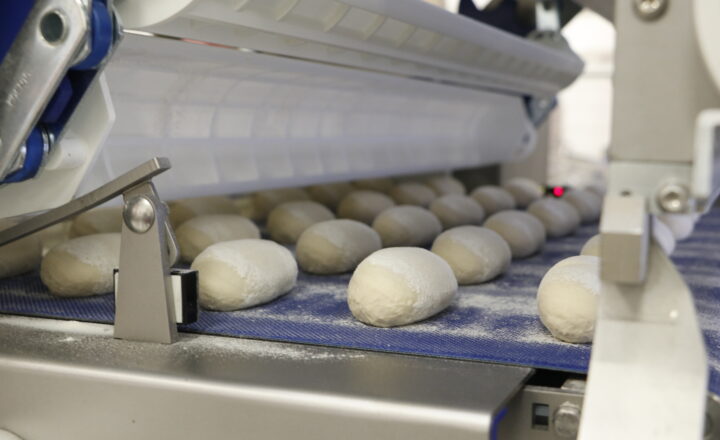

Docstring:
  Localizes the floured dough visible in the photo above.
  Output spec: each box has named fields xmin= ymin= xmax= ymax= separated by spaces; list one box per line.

xmin=527 ymin=198 xmax=581 ymax=238
xmin=40 ymin=233 xmax=120 ymax=297
xmin=296 ymin=219 xmax=382 ymax=274
xmin=502 ymin=177 xmax=544 ymax=209
xmin=563 ymin=190 xmax=602 ymax=223
xmin=0 ymin=219 xmax=42 ymax=278
xmin=176 ymin=214 xmax=260 ymax=262
xmin=431 ymin=226 xmax=511 ymax=284
xmin=537 ymin=255 xmax=600 ymax=343
xmin=307 ymin=182 xmax=355 ymax=210
xmin=580 ymin=234 xmax=600 ymax=257
xmin=337 ymin=190 xmax=396 ymax=225
xmin=390 ymin=182 xmax=437 ymax=207
xmin=470 ymin=185 xmax=516 ymax=215
xmin=372 ymin=205 xmax=442 ymax=247
xmin=348 ymin=247 xmax=457 ymax=327
xmin=70 ymin=206 xmax=123 ymax=237
xmin=657 ymin=213 xmax=698 ymax=241
xmin=484 ymin=210 xmax=546 ymax=258
xmin=425 ymin=175 xmax=466 ymax=196
xmin=267 ymin=201 xmax=335 ymax=244
xmin=251 ymin=188 xmax=309 ymax=221
xmin=353 ymin=177 xmax=394 ymax=193
xmin=429 ymin=194 xmax=485 ymax=229
xmin=169 ymin=196 xmax=237 ymax=228
xmin=191 ymin=239 xmax=297 ymax=311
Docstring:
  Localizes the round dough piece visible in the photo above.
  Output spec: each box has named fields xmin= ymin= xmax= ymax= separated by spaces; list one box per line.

xmin=251 ymin=188 xmax=309 ymax=221
xmin=580 ymin=234 xmax=600 ymax=257
xmin=176 ymin=214 xmax=260 ymax=262
xmin=657 ymin=213 xmax=698 ymax=241
xmin=348 ymin=247 xmax=457 ymax=327
xmin=502 ymin=178 xmax=544 ymax=209
xmin=425 ymin=176 xmax=466 ymax=196
xmin=70 ymin=207 xmax=123 ymax=237
xmin=169 ymin=196 xmax=237 ymax=228
xmin=191 ymin=239 xmax=297 ymax=311
xmin=390 ymin=182 xmax=436 ymax=207
xmin=429 ymin=194 xmax=485 ymax=229
xmin=40 ymin=233 xmax=120 ymax=297
xmin=0 ymin=220 xmax=42 ymax=278
xmin=563 ymin=190 xmax=602 ymax=224
xmin=527 ymin=198 xmax=581 ymax=238
xmin=372 ymin=206 xmax=442 ymax=247
xmin=484 ymin=210 xmax=546 ymax=258
xmin=337 ymin=190 xmax=396 ymax=225
xmin=296 ymin=219 xmax=382 ymax=274
xmin=537 ymin=255 xmax=600 ymax=343
xmin=470 ymin=186 xmax=516 ymax=215
xmin=307 ymin=182 xmax=354 ymax=210
xmin=353 ymin=177 xmax=394 ymax=193
xmin=431 ymin=226 xmax=511 ymax=284
xmin=267 ymin=201 xmax=335 ymax=244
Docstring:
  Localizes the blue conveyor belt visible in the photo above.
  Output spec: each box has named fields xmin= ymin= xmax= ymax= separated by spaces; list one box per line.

xmin=0 ymin=210 xmax=718 ymax=392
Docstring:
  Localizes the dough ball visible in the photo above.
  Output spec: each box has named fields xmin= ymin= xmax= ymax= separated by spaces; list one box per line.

xmin=251 ymin=188 xmax=309 ymax=221
xmin=484 ymin=210 xmax=546 ymax=258
xmin=296 ymin=219 xmax=382 ymax=274
xmin=267 ymin=201 xmax=335 ymax=244
xmin=0 ymin=219 xmax=42 ymax=278
xmin=563 ymin=190 xmax=602 ymax=223
xmin=657 ymin=213 xmax=698 ymax=241
xmin=348 ymin=247 xmax=457 ymax=327
xmin=372 ymin=206 xmax=442 ymax=247
xmin=580 ymin=234 xmax=600 ymax=257
xmin=169 ymin=196 xmax=237 ymax=228
xmin=527 ymin=198 xmax=581 ymax=238
xmin=652 ymin=216 xmax=676 ymax=255
xmin=429 ymin=194 xmax=485 ymax=229
xmin=537 ymin=255 xmax=600 ymax=343
xmin=425 ymin=175 xmax=466 ymax=196
xmin=353 ymin=177 xmax=394 ymax=193
xmin=390 ymin=182 xmax=436 ymax=207
xmin=502 ymin=177 xmax=544 ymax=209
xmin=40 ymin=233 xmax=120 ymax=297
xmin=337 ymin=190 xmax=396 ymax=225
xmin=176 ymin=214 xmax=260 ymax=262
xmin=470 ymin=185 xmax=516 ymax=215
xmin=306 ymin=182 xmax=354 ymax=210
xmin=231 ymin=196 xmax=258 ymax=220
xmin=431 ymin=226 xmax=511 ymax=284
xmin=191 ymin=239 xmax=297 ymax=311
xmin=70 ymin=206 xmax=123 ymax=237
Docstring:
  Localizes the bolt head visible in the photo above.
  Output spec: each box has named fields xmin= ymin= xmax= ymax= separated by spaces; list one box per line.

xmin=657 ymin=183 xmax=689 ymax=213
xmin=633 ymin=0 xmax=668 ymax=20
xmin=553 ymin=402 xmax=581 ymax=438
xmin=123 ymin=196 xmax=155 ymax=233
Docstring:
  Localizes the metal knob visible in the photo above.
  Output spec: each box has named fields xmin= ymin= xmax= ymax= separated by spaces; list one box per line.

xmin=553 ymin=402 xmax=581 ymax=438
xmin=123 ymin=195 xmax=155 ymax=233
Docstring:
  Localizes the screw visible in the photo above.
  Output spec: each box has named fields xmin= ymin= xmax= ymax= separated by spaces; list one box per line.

xmin=633 ymin=0 xmax=668 ymax=21
xmin=657 ymin=183 xmax=689 ymax=213
xmin=40 ymin=10 xmax=66 ymax=43
xmin=553 ymin=402 xmax=581 ymax=438
xmin=123 ymin=196 xmax=155 ymax=234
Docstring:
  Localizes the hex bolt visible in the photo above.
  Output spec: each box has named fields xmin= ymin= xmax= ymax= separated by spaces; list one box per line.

xmin=123 ymin=196 xmax=156 ymax=234
xmin=657 ymin=183 xmax=689 ymax=213
xmin=553 ymin=402 xmax=581 ymax=438
xmin=633 ymin=0 xmax=668 ymax=21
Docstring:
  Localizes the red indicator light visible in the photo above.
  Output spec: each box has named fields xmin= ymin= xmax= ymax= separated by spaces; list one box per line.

xmin=552 ymin=186 xmax=565 ymax=197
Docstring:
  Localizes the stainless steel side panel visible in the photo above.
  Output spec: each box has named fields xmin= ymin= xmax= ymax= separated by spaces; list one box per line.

xmin=0 ymin=316 xmax=531 ymax=439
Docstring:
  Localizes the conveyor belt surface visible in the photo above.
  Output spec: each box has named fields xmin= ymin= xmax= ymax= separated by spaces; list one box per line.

xmin=0 ymin=210 xmax=718 ymax=392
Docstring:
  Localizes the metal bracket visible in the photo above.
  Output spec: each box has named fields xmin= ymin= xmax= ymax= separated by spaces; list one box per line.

xmin=0 ymin=0 xmax=92 ymax=181
xmin=0 ymin=157 xmax=182 ymax=344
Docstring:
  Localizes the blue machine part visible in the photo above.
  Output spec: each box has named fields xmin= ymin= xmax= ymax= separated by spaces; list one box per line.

xmin=0 ymin=0 xmax=115 ymax=184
